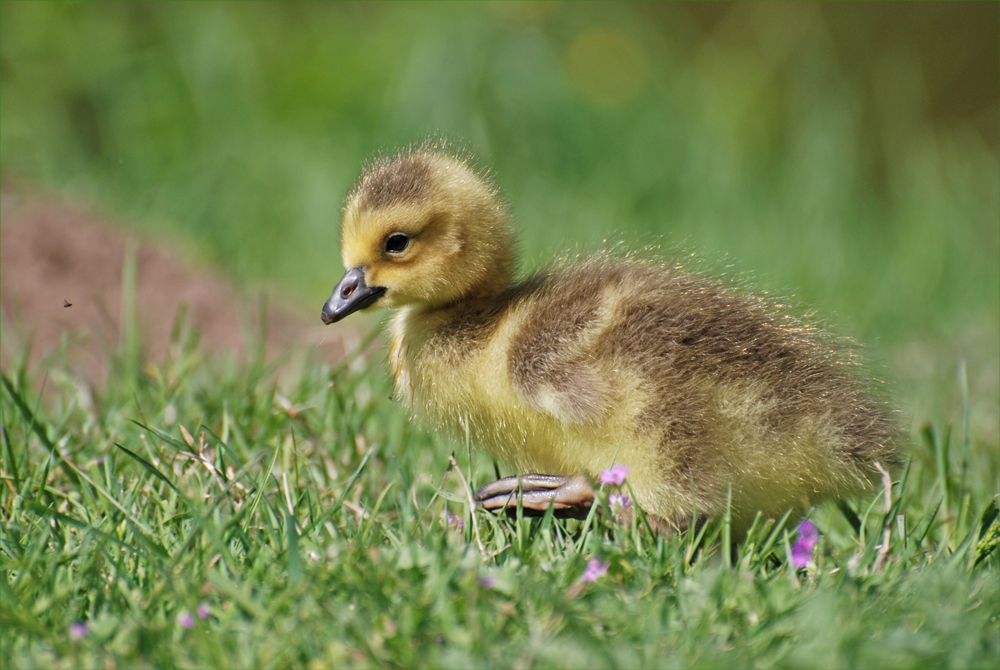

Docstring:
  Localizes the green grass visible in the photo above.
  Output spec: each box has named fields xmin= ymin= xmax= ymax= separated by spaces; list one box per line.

xmin=1 ymin=3 xmax=998 ymax=667
xmin=0 ymin=306 xmax=1000 ymax=668
xmin=0 ymin=321 xmax=998 ymax=669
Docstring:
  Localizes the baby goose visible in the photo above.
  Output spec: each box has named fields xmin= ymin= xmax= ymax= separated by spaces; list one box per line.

xmin=321 ymin=149 xmax=898 ymax=533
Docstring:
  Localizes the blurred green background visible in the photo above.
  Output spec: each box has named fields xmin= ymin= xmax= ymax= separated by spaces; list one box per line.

xmin=1 ymin=1 xmax=997 ymax=436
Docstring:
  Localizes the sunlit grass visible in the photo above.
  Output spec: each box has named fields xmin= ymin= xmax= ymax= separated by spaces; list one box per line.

xmin=0 ymin=325 xmax=997 ymax=668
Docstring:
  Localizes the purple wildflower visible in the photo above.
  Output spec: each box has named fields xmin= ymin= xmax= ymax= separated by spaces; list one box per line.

xmin=447 ymin=513 xmax=465 ymax=528
xmin=177 ymin=611 xmax=195 ymax=629
xmin=197 ymin=603 xmax=211 ymax=620
xmin=599 ymin=465 xmax=630 ymax=486
xmin=791 ymin=519 xmax=819 ymax=569
xmin=69 ymin=622 xmax=89 ymax=640
xmin=580 ymin=558 xmax=610 ymax=583
xmin=609 ymin=493 xmax=632 ymax=512
xmin=477 ymin=576 xmax=496 ymax=589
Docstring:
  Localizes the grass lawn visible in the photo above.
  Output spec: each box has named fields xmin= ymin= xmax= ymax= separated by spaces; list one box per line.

xmin=1 ymin=2 xmax=998 ymax=668
xmin=0 ymin=327 xmax=997 ymax=668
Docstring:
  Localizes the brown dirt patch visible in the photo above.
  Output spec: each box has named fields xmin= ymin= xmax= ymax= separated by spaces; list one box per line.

xmin=1 ymin=182 xmax=358 ymax=386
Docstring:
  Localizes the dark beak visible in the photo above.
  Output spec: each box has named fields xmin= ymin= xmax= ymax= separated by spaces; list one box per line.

xmin=321 ymin=267 xmax=386 ymax=324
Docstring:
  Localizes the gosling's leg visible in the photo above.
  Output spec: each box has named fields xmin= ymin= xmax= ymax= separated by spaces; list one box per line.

xmin=474 ymin=474 xmax=594 ymax=520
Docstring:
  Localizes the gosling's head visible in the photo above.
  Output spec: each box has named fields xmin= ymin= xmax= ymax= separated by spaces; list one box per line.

xmin=322 ymin=150 xmax=515 ymax=324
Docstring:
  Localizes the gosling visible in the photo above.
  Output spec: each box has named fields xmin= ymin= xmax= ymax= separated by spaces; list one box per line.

xmin=321 ymin=149 xmax=898 ymax=534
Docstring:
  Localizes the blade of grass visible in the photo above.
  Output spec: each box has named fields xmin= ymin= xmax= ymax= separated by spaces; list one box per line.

xmin=1 ymin=424 xmax=20 ymax=491
xmin=243 ymin=444 xmax=282 ymax=536
xmin=323 ymin=443 xmax=377 ymax=521
xmin=200 ymin=424 xmax=245 ymax=471
xmin=129 ymin=419 xmax=190 ymax=452
xmin=1 ymin=374 xmax=80 ymax=487
xmin=114 ymin=442 xmax=183 ymax=496
xmin=836 ymin=500 xmax=862 ymax=536
xmin=283 ymin=507 xmax=304 ymax=585
xmin=756 ymin=509 xmax=793 ymax=567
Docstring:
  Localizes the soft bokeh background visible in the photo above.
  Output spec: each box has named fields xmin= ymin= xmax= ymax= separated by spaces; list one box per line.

xmin=2 ymin=1 xmax=997 ymax=443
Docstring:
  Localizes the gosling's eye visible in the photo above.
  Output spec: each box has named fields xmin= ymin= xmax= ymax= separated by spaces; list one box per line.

xmin=384 ymin=233 xmax=410 ymax=254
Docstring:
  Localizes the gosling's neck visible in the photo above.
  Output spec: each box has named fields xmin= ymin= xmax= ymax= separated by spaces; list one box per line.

xmin=425 ymin=216 xmax=518 ymax=308
xmin=391 ymin=239 xmax=516 ymax=346
xmin=464 ymin=244 xmax=516 ymax=300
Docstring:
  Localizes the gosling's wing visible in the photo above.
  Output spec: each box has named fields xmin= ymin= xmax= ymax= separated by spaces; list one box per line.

xmin=509 ymin=350 xmax=611 ymax=424
xmin=505 ymin=267 xmax=620 ymax=425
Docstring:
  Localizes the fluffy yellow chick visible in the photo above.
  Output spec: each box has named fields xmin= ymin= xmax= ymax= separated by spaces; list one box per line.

xmin=321 ymin=148 xmax=898 ymax=533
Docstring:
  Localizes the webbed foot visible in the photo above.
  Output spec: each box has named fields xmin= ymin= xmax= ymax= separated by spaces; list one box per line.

xmin=474 ymin=474 xmax=594 ymax=520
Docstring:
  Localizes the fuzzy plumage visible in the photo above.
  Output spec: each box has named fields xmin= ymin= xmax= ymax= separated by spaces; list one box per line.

xmin=322 ymin=148 xmax=899 ymax=533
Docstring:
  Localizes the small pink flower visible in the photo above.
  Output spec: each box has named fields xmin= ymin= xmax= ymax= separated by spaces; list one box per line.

xmin=791 ymin=519 xmax=819 ymax=569
xmin=609 ymin=493 xmax=632 ymax=512
xmin=177 ymin=611 xmax=195 ymax=629
xmin=447 ymin=513 xmax=465 ymax=528
xmin=69 ymin=622 xmax=89 ymax=640
xmin=580 ymin=558 xmax=610 ymax=583
xmin=197 ymin=603 xmax=210 ymax=620
xmin=599 ymin=465 xmax=630 ymax=486
xmin=477 ymin=576 xmax=495 ymax=589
